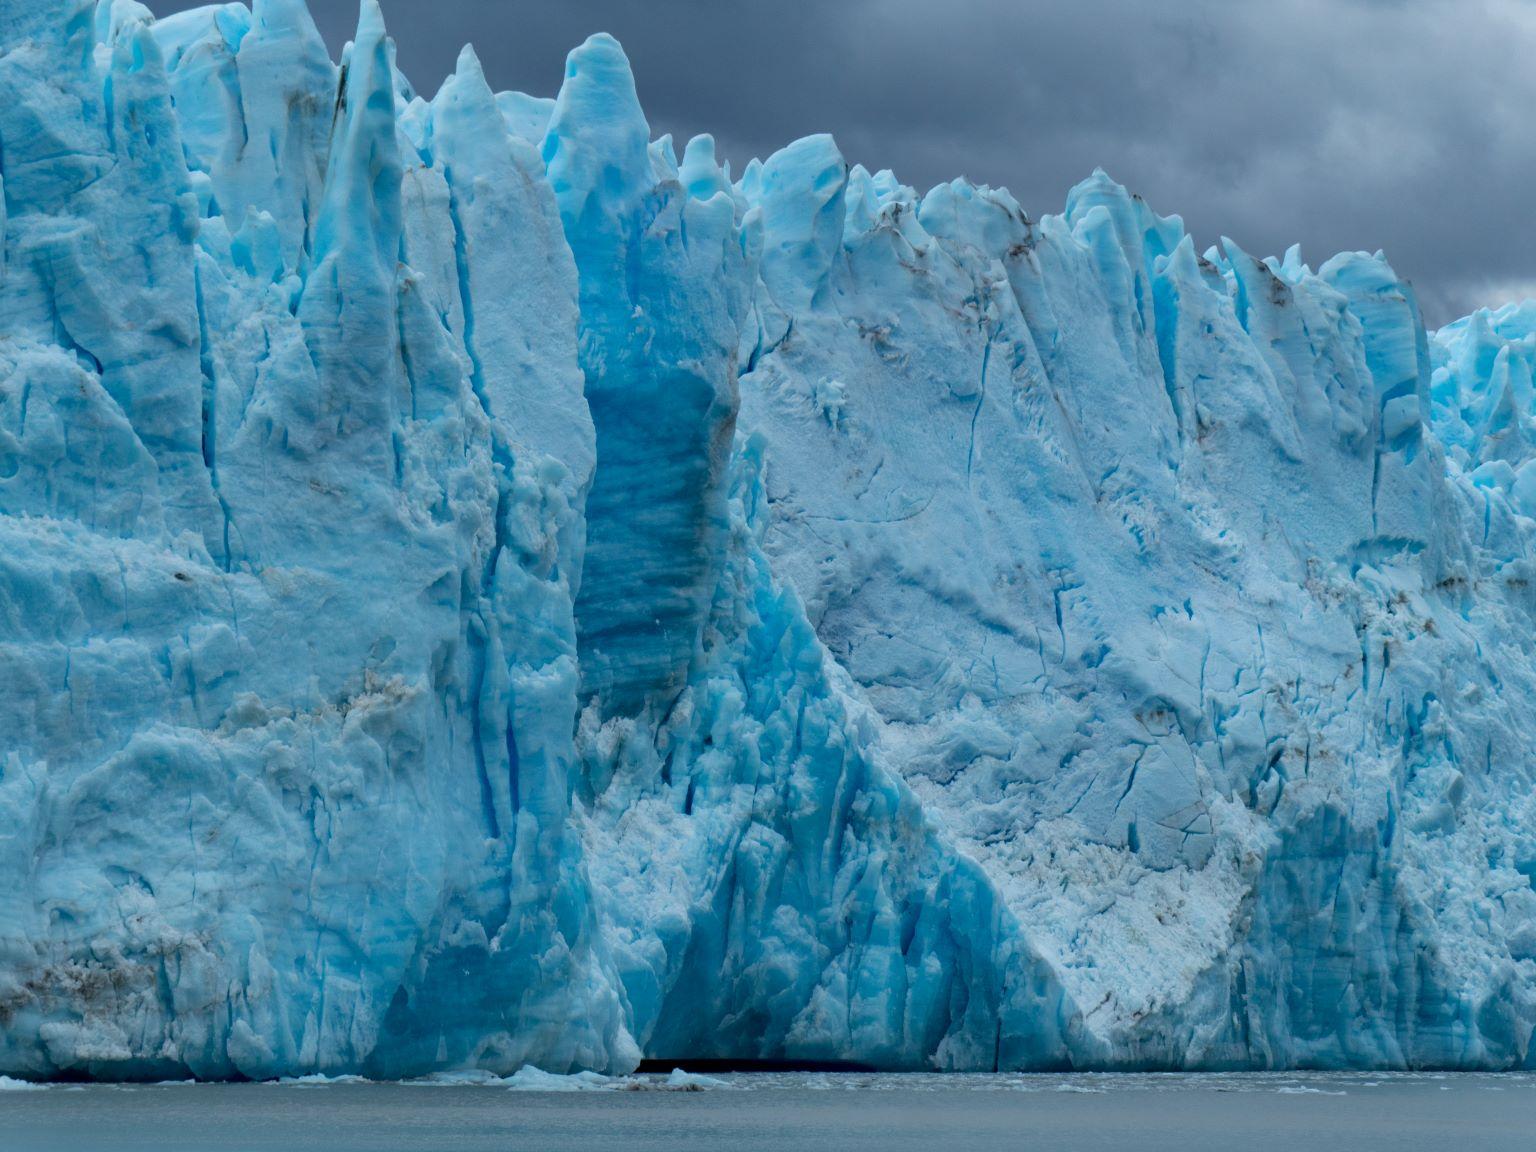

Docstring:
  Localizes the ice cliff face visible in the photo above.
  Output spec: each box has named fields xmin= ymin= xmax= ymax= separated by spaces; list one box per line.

xmin=1 ymin=0 xmax=1534 ymax=1079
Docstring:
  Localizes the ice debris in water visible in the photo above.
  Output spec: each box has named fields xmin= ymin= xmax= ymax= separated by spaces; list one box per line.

xmin=656 ymin=1069 xmax=731 ymax=1091
xmin=2 ymin=0 xmax=1536 ymax=1082
xmin=504 ymin=1067 xmax=616 ymax=1092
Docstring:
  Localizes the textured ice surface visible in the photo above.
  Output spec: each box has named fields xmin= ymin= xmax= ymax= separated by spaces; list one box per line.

xmin=1 ymin=0 xmax=1535 ymax=1080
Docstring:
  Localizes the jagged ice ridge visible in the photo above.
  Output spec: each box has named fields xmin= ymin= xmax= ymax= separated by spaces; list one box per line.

xmin=2 ymin=0 xmax=1535 ymax=1079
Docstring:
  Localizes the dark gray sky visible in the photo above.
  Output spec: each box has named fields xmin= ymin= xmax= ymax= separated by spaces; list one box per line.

xmin=153 ymin=0 xmax=1536 ymax=326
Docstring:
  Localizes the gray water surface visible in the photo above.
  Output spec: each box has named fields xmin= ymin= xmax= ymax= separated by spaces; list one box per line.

xmin=5 ymin=1072 xmax=1533 ymax=1151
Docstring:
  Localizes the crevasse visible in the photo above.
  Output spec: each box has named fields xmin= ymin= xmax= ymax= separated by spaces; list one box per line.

xmin=0 ymin=0 xmax=1533 ymax=1079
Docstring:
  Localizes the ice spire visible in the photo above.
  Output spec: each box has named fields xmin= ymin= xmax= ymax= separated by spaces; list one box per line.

xmin=308 ymin=0 xmax=401 ymax=278
xmin=753 ymin=133 xmax=847 ymax=314
xmin=542 ymin=32 xmax=651 ymax=293
xmin=543 ymin=33 xmax=750 ymax=715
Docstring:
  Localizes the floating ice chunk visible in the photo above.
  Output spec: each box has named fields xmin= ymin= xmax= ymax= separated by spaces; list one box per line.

xmin=505 ymin=1067 xmax=615 ymax=1092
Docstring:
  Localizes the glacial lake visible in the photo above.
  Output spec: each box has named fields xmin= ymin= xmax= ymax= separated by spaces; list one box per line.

xmin=4 ymin=1071 xmax=1534 ymax=1151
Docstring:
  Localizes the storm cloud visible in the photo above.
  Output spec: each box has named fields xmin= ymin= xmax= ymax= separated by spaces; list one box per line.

xmin=152 ymin=0 xmax=1536 ymax=325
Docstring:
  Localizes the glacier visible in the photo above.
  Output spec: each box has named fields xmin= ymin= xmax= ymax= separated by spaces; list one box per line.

xmin=1 ymin=0 xmax=1535 ymax=1080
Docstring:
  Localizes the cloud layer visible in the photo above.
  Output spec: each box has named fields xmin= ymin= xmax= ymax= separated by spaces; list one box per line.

xmin=152 ymin=0 xmax=1536 ymax=325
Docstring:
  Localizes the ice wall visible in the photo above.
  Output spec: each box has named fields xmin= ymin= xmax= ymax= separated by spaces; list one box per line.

xmin=0 ymin=0 xmax=1534 ymax=1079
xmin=734 ymin=163 xmax=1536 ymax=1068
xmin=0 ymin=0 xmax=628 ymax=1079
